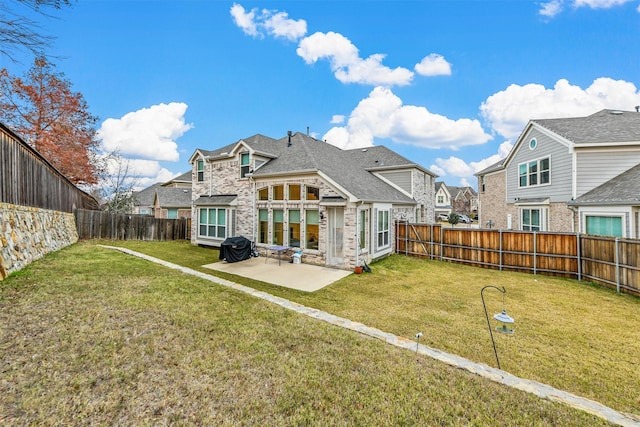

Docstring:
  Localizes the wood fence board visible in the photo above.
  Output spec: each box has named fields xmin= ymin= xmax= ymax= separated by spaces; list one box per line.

xmin=395 ymin=222 xmax=639 ymax=296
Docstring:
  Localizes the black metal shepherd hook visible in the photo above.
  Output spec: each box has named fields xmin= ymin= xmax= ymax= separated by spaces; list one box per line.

xmin=481 ymin=285 xmax=506 ymax=369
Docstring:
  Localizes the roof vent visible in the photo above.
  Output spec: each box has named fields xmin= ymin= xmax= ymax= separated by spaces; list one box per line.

xmin=287 ymin=130 xmax=292 ymax=147
xmin=610 ymin=110 xmax=623 ymax=115
xmin=635 ymin=106 xmax=639 ymax=112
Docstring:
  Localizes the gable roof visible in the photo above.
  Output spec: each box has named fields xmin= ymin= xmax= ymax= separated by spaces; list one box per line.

xmin=532 ymin=109 xmax=640 ymax=146
xmin=133 ymin=183 xmax=162 ymax=206
xmin=194 ymin=132 xmax=435 ymax=204
xmin=478 ymin=109 xmax=640 ymax=176
xmin=154 ymin=187 xmax=192 ymax=208
xmin=568 ymin=163 xmax=640 ymax=206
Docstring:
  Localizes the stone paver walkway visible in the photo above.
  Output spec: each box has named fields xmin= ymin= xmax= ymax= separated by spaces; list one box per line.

xmin=102 ymin=245 xmax=639 ymax=427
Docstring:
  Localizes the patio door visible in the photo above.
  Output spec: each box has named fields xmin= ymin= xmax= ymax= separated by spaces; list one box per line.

xmin=327 ymin=207 xmax=344 ymax=266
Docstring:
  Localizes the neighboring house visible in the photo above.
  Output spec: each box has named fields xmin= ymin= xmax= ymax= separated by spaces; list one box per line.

xmin=434 ymin=182 xmax=478 ymax=220
xmin=476 ymin=109 xmax=640 ymax=237
xmin=133 ymin=171 xmax=192 ymax=218
xmin=189 ymin=132 xmax=437 ymax=269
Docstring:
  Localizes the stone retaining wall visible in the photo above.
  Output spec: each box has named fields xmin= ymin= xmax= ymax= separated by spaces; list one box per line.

xmin=0 ymin=202 xmax=78 ymax=280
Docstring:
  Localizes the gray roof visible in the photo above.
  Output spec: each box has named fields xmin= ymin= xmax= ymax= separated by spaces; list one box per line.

xmin=568 ymin=163 xmax=640 ymax=206
xmin=533 ymin=109 xmax=640 ymax=145
xmin=168 ymin=171 xmax=192 ymax=183
xmin=475 ymin=158 xmax=505 ymax=175
xmin=194 ymin=194 xmax=237 ymax=206
xmin=133 ymin=183 xmax=162 ymax=206
xmin=155 ymin=187 xmax=192 ymax=208
xmin=202 ymin=132 xmax=434 ymax=204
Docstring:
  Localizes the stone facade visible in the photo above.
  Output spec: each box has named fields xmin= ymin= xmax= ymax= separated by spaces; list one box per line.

xmin=0 ymin=203 xmax=78 ymax=280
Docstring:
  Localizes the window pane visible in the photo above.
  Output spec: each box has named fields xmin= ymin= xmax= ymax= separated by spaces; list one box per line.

xmin=531 ymin=209 xmax=540 ymax=227
xmin=522 ymin=209 xmax=530 ymax=224
xmin=259 ymin=209 xmax=268 ymax=221
xmin=306 ymin=186 xmax=319 ymax=200
xmin=306 ymin=210 xmax=319 ymax=224
xmin=199 ymin=209 xmax=207 ymax=224
xmin=306 ymin=223 xmax=318 ymax=249
xmin=208 ymin=209 xmax=216 ymax=224
xmin=259 ymin=209 xmax=268 ymax=244
xmin=586 ymin=216 xmax=623 ymax=237
xmin=273 ymin=209 xmax=284 ymax=245
xmin=217 ymin=209 xmax=226 ymax=225
xmin=217 ymin=226 xmax=226 ymax=238
xmin=240 ymin=153 xmax=249 ymax=165
xmin=167 ymin=209 xmax=178 ymax=219
xmin=289 ymin=184 xmax=301 ymax=200
xmin=289 ymin=210 xmax=300 ymax=223
xmin=273 ymin=185 xmax=284 ymax=200
xmin=208 ymin=225 xmax=215 ymax=237
xmin=258 ymin=187 xmax=268 ymax=200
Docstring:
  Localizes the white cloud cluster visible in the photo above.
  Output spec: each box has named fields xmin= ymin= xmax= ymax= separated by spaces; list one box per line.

xmin=323 ymin=87 xmax=492 ymax=150
xmin=297 ymin=32 xmax=414 ymax=86
xmin=414 ymin=54 xmax=452 ymax=76
xmin=431 ymin=141 xmax=513 ymax=182
xmin=98 ymin=102 xmax=192 ymax=162
xmin=230 ymin=3 xmax=307 ymax=41
xmin=539 ymin=0 xmax=636 ymax=17
xmin=480 ymin=77 xmax=640 ymax=139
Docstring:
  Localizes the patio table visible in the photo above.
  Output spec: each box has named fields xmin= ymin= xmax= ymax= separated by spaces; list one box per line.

xmin=266 ymin=245 xmax=289 ymax=266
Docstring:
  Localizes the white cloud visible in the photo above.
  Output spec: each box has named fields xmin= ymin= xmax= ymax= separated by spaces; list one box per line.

xmin=264 ymin=11 xmax=307 ymax=41
xmin=574 ymin=0 xmax=633 ymax=8
xmin=230 ymin=4 xmax=258 ymax=37
xmin=431 ymin=140 xmax=513 ymax=186
xmin=323 ymin=86 xmax=492 ymax=149
xmin=480 ymin=77 xmax=640 ymax=139
xmin=98 ymin=102 xmax=193 ymax=162
xmin=297 ymin=32 xmax=414 ymax=86
xmin=539 ymin=0 xmax=564 ymax=17
xmin=330 ymin=115 xmax=345 ymax=124
xmin=230 ymin=3 xmax=307 ymax=41
xmin=415 ymin=54 xmax=452 ymax=76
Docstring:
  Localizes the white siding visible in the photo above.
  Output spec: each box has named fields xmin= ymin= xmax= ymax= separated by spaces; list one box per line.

xmin=378 ymin=170 xmax=412 ymax=194
xmin=506 ymin=128 xmax=573 ymax=203
xmin=575 ymin=148 xmax=640 ymax=197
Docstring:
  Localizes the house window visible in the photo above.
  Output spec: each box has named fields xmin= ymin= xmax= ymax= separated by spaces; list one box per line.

xmin=529 ymin=138 xmax=537 ymax=150
xmin=306 ymin=186 xmax=319 ymax=201
xmin=167 ymin=209 xmax=178 ymax=219
xmin=197 ymin=160 xmax=204 ymax=182
xmin=305 ymin=210 xmax=319 ymax=250
xmin=481 ymin=176 xmax=486 ymax=193
xmin=521 ymin=208 xmax=547 ymax=232
xmin=272 ymin=209 xmax=284 ymax=245
xmin=198 ymin=208 xmax=229 ymax=239
xmin=258 ymin=209 xmax=268 ymax=244
xmin=273 ymin=185 xmax=284 ymax=200
xmin=586 ymin=216 xmax=623 ymax=237
xmin=377 ymin=209 xmax=390 ymax=248
xmin=240 ymin=152 xmax=250 ymax=178
xmin=289 ymin=184 xmax=301 ymax=200
xmin=258 ymin=187 xmax=268 ymax=200
xmin=519 ymin=157 xmax=550 ymax=187
xmin=359 ymin=209 xmax=368 ymax=250
xmin=289 ymin=210 xmax=301 ymax=247
xmin=437 ymin=195 xmax=444 ymax=204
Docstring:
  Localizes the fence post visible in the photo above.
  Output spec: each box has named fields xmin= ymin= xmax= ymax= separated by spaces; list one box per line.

xmin=533 ymin=231 xmax=537 ymax=275
xmin=615 ymin=237 xmax=620 ymax=294
xmin=405 ymin=221 xmax=408 ymax=256
xmin=576 ymin=233 xmax=581 ymax=281
xmin=499 ymin=230 xmax=503 ymax=271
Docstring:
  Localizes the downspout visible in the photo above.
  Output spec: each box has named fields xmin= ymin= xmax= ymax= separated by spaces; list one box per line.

xmin=355 ymin=200 xmax=364 ymax=267
xmin=248 ymin=173 xmax=256 ymax=243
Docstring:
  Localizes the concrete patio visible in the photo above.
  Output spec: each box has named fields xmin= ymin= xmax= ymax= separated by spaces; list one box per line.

xmin=202 ymin=256 xmax=353 ymax=292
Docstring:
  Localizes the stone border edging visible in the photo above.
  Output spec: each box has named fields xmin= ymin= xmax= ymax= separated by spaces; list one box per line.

xmin=101 ymin=245 xmax=639 ymax=427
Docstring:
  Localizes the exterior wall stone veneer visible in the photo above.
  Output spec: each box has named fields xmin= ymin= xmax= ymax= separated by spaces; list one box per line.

xmin=0 ymin=202 xmax=78 ymax=280
xmin=478 ymin=172 xmax=508 ymax=229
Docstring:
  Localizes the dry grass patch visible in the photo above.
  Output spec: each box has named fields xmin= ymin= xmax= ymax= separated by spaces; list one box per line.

xmin=104 ymin=240 xmax=640 ymax=418
xmin=0 ymin=242 xmax=616 ymax=425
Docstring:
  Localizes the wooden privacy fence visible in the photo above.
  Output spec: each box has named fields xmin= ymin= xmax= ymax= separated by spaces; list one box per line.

xmin=395 ymin=222 xmax=639 ymax=296
xmin=75 ymin=209 xmax=191 ymax=241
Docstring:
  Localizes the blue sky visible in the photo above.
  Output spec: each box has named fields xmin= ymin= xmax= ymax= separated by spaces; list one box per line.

xmin=5 ymin=0 xmax=640 ymax=189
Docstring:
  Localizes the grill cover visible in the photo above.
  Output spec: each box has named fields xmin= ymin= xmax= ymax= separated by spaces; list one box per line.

xmin=219 ymin=236 xmax=253 ymax=263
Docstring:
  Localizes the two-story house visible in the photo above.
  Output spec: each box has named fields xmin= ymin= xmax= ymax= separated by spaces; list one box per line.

xmin=434 ymin=182 xmax=478 ymax=220
xmin=476 ymin=109 xmax=640 ymax=237
xmin=133 ymin=171 xmax=192 ymax=218
xmin=189 ymin=132 xmax=436 ymax=269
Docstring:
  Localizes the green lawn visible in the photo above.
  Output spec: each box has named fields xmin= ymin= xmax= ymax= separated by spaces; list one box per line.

xmin=1 ymin=240 xmax=637 ymax=425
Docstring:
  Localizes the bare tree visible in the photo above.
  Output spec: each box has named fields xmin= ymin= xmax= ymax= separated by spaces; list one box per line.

xmin=100 ymin=152 xmax=141 ymax=214
xmin=0 ymin=1 xmax=72 ymax=62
